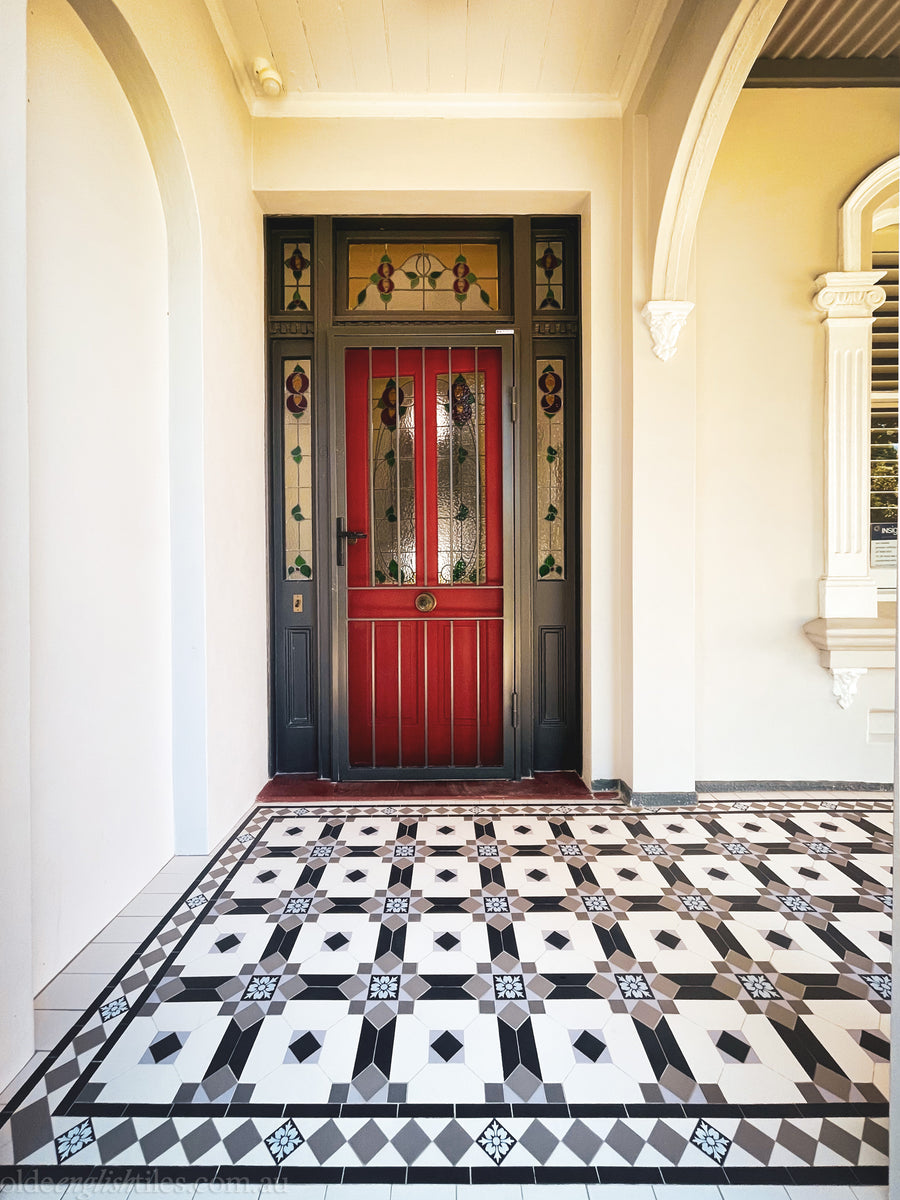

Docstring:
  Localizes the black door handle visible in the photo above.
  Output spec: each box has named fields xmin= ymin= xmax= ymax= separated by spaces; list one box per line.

xmin=336 ymin=517 xmax=367 ymax=566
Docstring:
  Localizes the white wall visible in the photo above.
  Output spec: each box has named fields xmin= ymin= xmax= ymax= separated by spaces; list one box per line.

xmin=695 ymin=88 xmax=898 ymax=784
xmin=254 ymin=115 xmax=622 ymax=787
xmin=28 ymin=0 xmax=173 ymax=988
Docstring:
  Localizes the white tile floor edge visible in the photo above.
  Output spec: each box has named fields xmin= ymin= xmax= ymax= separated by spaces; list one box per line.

xmin=0 ymin=1182 xmax=889 ymax=1198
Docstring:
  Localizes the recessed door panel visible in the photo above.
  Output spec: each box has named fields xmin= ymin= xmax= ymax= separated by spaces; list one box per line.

xmin=343 ymin=346 xmax=505 ymax=772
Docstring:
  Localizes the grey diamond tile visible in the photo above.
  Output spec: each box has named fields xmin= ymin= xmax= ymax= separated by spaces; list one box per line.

xmin=519 ymin=1119 xmax=560 ymax=1164
xmin=390 ymin=1119 xmax=430 ymax=1165
xmin=434 ymin=1118 xmax=475 ymax=1164
xmin=561 ymin=1119 xmax=602 ymax=1164
xmin=348 ymin=1118 xmax=390 ymax=1163
xmin=306 ymin=1118 xmax=347 ymax=1163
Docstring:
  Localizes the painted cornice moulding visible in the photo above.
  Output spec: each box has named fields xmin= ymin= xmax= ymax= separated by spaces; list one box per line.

xmin=250 ymin=93 xmax=622 ymax=120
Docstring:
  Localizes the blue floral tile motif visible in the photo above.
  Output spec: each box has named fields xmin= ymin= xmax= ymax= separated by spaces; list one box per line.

xmin=484 ymin=895 xmax=510 ymax=913
xmin=557 ymin=842 xmax=583 ymax=857
xmin=477 ymin=1119 xmax=516 ymax=1163
xmin=284 ymin=896 xmax=312 ymax=915
xmin=721 ymin=842 xmax=750 ymax=855
xmin=682 ymin=894 xmax=711 ymax=912
xmin=394 ymin=844 xmax=416 ymax=857
xmin=616 ymin=973 xmax=653 ymax=999
xmin=642 ymin=842 xmax=667 ymax=856
xmin=186 ymin=892 xmax=206 ymax=909
xmin=861 ymin=973 xmax=892 ymax=999
xmin=493 ymin=974 xmax=525 ymax=1000
xmin=885 ymin=892 xmax=893 ymax=911
xmin=806 ymin=841 xmax=832 ymax=855
xmin=582 ymin=894 xmax=611 ymax=912
xmin=265 ymin=1118 xmax=304 ymax=1163
xmin=242 ymin=974 xmax=280 ymax=1001
xmin=383 ymin=896 xmax=409 ymax=913
xmin=55 ymin=1119 xmax=95 ymax=1163
xmin=691 ymin=1119 xmax=731 ymax=1164
xmin=368 ymin=974 xmax=400 ymax=1000
xmin=477 ymin=844 xmax=500 ymax=857
xmin=236 ymin=832 xmax=253 ymax=844
xmin=783 ymin=895 xmax=814 ymax=912
xmin=738 ymin=973 xmax=782 ymax=1000
xmin=99 ymin=996 xmax=128 ymax=1022
xmin=310 ymin=844 xmax=334 ymax=858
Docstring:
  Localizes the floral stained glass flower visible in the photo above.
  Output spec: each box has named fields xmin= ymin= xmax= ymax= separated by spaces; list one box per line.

xmin=285 ymin=243 xmax=310 ymax=311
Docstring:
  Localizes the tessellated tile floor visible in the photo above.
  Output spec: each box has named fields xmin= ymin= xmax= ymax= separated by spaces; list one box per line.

xmin=0 ymin=796 xmax=891 ymax=1188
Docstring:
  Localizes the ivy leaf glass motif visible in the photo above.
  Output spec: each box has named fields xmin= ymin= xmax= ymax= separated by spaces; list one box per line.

xmin=371 ymin=376 xmax=416 ymax=585
xmin=536 ymin=359 xmax=564 ymax=579
xmin=437 ymin=371 xmax=486 ymax=584
xmin=284 ymin=359 xmax=313 ymax=579
xmin=349 ymin=243 xmax=499 ymax=312
xmin=283 ymin=241 xmax=312 ymax=312
xmin=535 ymin=239 xmax=564 ymax=311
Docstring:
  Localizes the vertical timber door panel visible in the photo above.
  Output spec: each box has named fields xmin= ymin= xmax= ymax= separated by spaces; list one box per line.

xmin=344 ymin=346 xmax=505 ymax=773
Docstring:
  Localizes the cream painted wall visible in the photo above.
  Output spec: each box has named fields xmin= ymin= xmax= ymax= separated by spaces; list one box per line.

xmin=253 ymin=116 xmax=622 ymax=786
xmin=696 ymin=88 xmax=898 ymax=784
xmin=28 ymin=0 xmax=173 ymax=988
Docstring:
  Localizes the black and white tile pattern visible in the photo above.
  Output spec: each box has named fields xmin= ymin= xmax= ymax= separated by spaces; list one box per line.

xmin=0 ymin=797 xmax=890 ymax=1186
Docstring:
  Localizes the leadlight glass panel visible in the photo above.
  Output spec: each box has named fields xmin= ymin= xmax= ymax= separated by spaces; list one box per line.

xmin=284 ymin=359 xmax=314 ymax=579
xmin=535 ymin=239 xmax=564 ymax=311
xmin=371 ymin=375 xmax=417 ymax=585
xmin=436 ymin=370 xmax=486 ymax=583
xmin=282 ymin=241 xmax=312 ymax=312
xmin=536 ymin=359 xmax=565 ymax=579
xmin=349 ymin=242 xmax=499 ymax=312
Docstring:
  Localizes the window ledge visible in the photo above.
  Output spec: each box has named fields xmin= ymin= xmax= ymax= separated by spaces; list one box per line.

xmin=803 ymin=602 xmax=896 ymax=669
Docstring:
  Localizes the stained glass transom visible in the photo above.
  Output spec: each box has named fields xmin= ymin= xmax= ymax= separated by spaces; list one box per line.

xmin=284 ymin=358 xmax=313 ymax=580
xmin=283 ymin=241 xmax=312 ymax=312
xmin=437 ymin=371 xmax=486 ymax=584
xmin=349 ymin=243 xmax=499 ymax=312
xmin=536 ymin=359 xmax=564 ymax=579
xmin=371 ymin=375 xmax=417 ymax=585
xmin=535 ymin=240 xmax=564 ymax=311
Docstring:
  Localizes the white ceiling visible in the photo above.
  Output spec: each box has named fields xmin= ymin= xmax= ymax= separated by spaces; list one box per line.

xmin=204 ymin=0 xmax=669 ymax=117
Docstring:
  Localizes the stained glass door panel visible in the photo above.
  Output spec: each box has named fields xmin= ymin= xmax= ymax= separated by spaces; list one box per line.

xmin=344 ymin=346 xmax=504 ymax=769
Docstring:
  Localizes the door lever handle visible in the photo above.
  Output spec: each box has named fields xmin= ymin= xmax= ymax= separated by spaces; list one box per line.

xmin=336 ymin=517 xmax=367 ymax=566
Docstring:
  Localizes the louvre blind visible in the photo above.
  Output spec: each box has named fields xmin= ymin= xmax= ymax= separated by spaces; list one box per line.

xmin=869 ymin=237 xmax=899 ymax=571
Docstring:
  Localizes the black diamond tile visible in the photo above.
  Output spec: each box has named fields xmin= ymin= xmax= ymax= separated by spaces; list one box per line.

xmin=709 ymin=868 xmax=729 ymax=880
xmin=431 ymin=1031 xmax=464 ymax=1061
xmin=149 ymin=1033 xmax=183 ymax=1063
xmin=618 ymin=868 xmax=638 ymax=881
xmin=654 ymin=931 xmax=681 ymax=950
xmin=436 ymin=869 xmax=457 ymax=883
xmin=545 ymin=931 xmax=569 ymax=949
xmin=288 ymin=1032 xmax=321 ymax=1063
xmin=514 ymin=825 xmax=531 ymax=834
xmin=527 ymin=869 xmax=549 ymax=882
xmin=573 ymin=1031 xmax=606 ymax=1061
xmin=324 ymin=933 xmax=350 ymax=951
xmin=799 ymin=867 xmax=821 ymax=880
xmin=716 ymin=1031 xmax=750 ymax=1062
xmin=214 ymin=934 xmax=241 ymax=953
xmin=257 ymin=870 xmax=277 ymax=883
xmin=346 ymin=869 xmax=366 ymax=883
xmin=766 ymin=930 xmax=792 ymax=949
xmin=438 ymin=826 xmax=455 ymax=835
xmin=435 ymin=932 xmax=460 ymax=951
xmin=361 ymin=826 xmax=378 ymax=835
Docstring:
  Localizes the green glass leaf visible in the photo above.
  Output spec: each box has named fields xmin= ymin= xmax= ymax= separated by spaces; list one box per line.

xmin=380 ymin=254 xmax=392 ymax=263
xmin=384 ymin=448 xmax=396 ymax=467
xmin=357 ymin=288 xmax=368 ymax=306
xmin=455 ymin=254 xmax=466 ymax=265
xmin=385 ymin=504 xmax=397 ymax=523
xmin=374 ymin=568 xmax=387 ymax=583
xmin=381 ymin=291 xmax=392 ymax=305
xmin=538 ymin=564 xmax=550 ymax=577
xmin=546 ymin=445 xmax=558 ymax=464
xmin=294 ymin=554 xmax=305 ymax=566
xmin=452 ymin=559 xmax=467 ymax=581
xmin=456 ymin=445 xmax=469 ymax=465
xmin=405 ymin=272 xmax=419 ymax=287
xmin=288 ymin=566 xmax=296 ymax=575
xmin=291 ymin=446 xmax=303 ymax=463
xmin=466 ymin=272 xmax=477 ymax=284
xmin=388 ymin=559 xmax=399 ymax=580
xmin=291 ymin=504 xmax=305 ymax=521
xmin=545 ymin=554 xmax=555 ymax=565
xmin=455 ymin=503 xmax=470 ymax=522
xmin=369 ymin=272 xmax=379 ymax=284
xmin=300 ymin=564 xmax=312 ymax=578
xmin=428 ymin=270 xmax=442 ymax=285
xmin=544 ymin=503 xmax=558 ymax=523
xmin=480 ymin=289 xmax=490 ymax=306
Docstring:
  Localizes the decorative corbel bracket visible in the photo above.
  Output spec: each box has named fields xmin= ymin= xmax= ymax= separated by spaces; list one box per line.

xmin=641 ymin=300 xmax=694 ymax=362
xmin=831 ymin=667 xmax=867 ymax=709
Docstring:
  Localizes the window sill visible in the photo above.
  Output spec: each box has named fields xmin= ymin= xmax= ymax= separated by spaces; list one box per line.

xmin=803 ymin=602 xmax=896 ymax=670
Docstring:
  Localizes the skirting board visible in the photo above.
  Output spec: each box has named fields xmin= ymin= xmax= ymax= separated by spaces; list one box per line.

xmin=590 ymin=778 xmax=893 ymax=804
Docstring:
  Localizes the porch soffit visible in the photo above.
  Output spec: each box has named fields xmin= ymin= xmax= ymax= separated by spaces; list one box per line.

xmin=201 ymin=0 xmax=670 ymax=119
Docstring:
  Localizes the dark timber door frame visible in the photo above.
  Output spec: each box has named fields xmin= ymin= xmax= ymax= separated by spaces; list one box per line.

xmin=266 ymin=214 xmax=581 ymax=781
xmin=330 ymin=332 xmax=518 ymax=780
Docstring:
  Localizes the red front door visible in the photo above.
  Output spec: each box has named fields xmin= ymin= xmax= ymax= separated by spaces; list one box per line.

xmin=343 ymin=345 xmax=506 ymax=771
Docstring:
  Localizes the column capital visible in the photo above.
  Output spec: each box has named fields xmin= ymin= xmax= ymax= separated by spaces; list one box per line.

xmin=641 ymin=300 xmax=694 ymax=362
xmin=813 ymin=271 xmax=886 ymax=318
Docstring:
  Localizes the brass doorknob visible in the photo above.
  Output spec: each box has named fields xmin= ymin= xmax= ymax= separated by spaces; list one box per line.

xmin=414 ymin=592 xmax=437 ymax=613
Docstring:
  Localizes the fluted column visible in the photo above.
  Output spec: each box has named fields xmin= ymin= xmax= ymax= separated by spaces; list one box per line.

xmin=813 ymin=271 xmax=886 ymax=618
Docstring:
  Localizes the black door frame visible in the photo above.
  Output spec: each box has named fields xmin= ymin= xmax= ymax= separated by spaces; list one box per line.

xmin=267 ymin=214 xmax=581 ymax=781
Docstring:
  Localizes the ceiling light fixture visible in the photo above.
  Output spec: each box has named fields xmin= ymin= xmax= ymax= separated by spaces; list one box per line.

xmin=253 ymin=57 xmax=284 ymax=97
